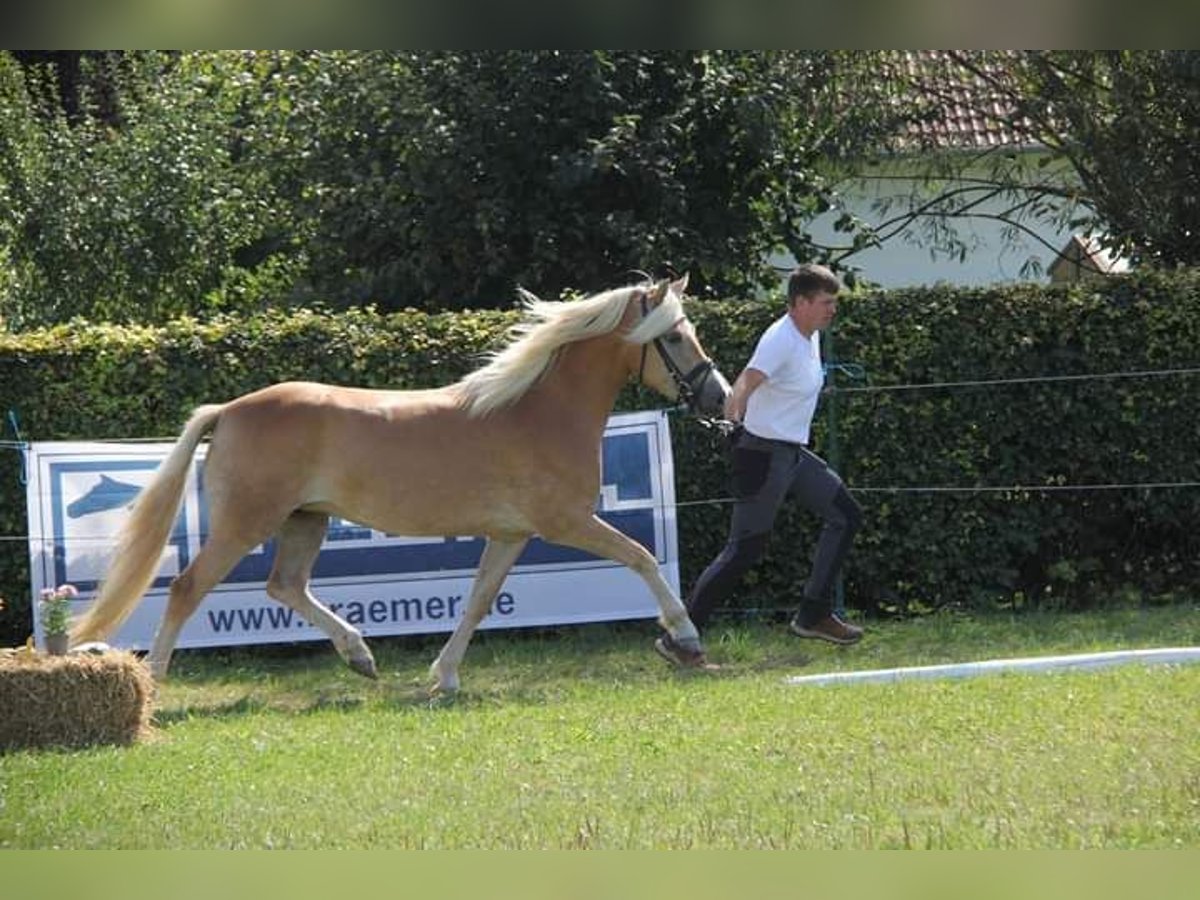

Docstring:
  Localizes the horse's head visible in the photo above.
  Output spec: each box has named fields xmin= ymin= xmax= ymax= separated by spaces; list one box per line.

xmin=631 ymin=275 xmax=731 ymax=420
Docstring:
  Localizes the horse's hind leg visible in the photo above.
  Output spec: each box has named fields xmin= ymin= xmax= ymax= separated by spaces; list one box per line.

xmin=149 ymin=533 xmax=262 ymax=679
xmin=548 ymin=515 xmax=703 ymax=654
xmin=267 ymin=510 xmax=378 ymax=680
xmin=430 ymin=536 xmax=529 ymax=694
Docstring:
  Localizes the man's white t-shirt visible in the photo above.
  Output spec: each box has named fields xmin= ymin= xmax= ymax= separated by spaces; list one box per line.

xmin=742 ymin=313 xmax=824 ymax=445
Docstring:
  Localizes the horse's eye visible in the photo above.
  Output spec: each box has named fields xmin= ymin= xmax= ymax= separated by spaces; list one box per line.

xmin=664 ymin=332 xmax=684 ymax=345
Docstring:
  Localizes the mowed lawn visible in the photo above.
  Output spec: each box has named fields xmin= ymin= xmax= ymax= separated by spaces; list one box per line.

xmin=2 ymin=605 xmax=1198 ymax=849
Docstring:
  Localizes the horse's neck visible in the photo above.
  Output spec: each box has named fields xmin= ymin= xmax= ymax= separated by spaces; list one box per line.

xmin=519 ymin=335 xmax=629 ymax=440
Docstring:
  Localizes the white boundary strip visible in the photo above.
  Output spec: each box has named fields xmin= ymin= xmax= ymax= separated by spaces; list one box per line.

xmin=784 ymin=647 xmax=1200 ymax=687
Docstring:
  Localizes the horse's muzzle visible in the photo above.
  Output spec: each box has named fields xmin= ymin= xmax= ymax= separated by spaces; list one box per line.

xmin=688 ymin=363 xmax=732 ymax=420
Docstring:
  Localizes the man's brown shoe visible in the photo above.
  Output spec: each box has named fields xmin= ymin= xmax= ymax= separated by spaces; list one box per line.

xmin=789 ymin=612 xmax=863 ymax=645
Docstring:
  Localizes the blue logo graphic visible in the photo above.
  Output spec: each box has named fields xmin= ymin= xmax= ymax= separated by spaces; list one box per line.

xmin=66 ymin=474 xmax=141 ymax=518
xmin=47 ymin=459 xmax=191 ymax=592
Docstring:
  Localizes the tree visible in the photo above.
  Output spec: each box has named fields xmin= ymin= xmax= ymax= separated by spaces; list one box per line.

xmin=832 ymin=51 xmax=1200 ymax=274
xmin=256 ymin=51 xmax=899 ymax=310
xmin=8 ymin=51 xmax=122 ymax=124
xmin=0 ymin=51 xmax=294 ymax=328
xmin=1004 ymin=51 xmax=1200 ymax=268
xmin=2 ymin=51 xmax=900 ymax=327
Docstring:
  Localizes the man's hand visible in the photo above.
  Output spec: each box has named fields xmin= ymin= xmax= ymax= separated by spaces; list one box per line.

xmin=724 ymin=367 xmax=766 ymax=422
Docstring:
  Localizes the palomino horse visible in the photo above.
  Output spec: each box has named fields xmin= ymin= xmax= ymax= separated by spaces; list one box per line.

xmin=71 ymin=276 xmax=730 ymax=692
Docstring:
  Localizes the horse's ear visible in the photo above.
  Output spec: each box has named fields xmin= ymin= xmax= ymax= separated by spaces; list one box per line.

xmin=648 ymin=279 xmax=669 ymax=303
xmin=670 ymin=272 xmax=689 ymax=295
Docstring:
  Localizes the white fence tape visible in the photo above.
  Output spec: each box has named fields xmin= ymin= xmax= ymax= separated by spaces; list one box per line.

xmin=784 ymin=647 xmax=1200 ymax=687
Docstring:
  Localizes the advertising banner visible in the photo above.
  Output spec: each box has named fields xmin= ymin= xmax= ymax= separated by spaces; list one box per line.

xmin=26 ymin=410 xmax=677 ymax=649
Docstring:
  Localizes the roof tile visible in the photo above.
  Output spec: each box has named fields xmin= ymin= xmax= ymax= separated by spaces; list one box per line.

xmin=893 ymin=50 xmax=1030 ymax=150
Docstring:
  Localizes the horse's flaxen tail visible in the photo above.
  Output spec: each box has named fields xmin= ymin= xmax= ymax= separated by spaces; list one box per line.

xmin=70 ymin=404 xmax=225 ymax=645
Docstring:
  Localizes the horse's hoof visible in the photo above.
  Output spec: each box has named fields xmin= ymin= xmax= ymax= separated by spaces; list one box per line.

xmin=427 ymin=684 xmax=458 ymax=707
xmin=674 ymin=635 xmax=704 ymax=656
xmin=429 ymin=670 xmax=459 ymax=696
xmin=347 ymin=653 xmax=378 ymax=680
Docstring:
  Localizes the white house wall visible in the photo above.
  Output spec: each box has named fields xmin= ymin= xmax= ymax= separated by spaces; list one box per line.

xmin=778 ymin=153 xmax=1083 ymax=289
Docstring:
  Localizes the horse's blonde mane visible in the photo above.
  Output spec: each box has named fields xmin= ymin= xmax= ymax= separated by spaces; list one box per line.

xmin=458 ymin=282 xmax=684 ymax=417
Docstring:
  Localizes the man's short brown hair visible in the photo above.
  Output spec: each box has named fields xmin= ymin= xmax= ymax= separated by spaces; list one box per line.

xmin=787 ymin=263 xmax=842 ymax=303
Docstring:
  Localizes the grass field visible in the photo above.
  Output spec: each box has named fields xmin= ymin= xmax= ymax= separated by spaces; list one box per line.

xmin=2 ymin=605 xmax=1198 ymax=849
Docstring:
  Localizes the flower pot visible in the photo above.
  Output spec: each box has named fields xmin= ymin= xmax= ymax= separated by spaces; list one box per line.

xmin=44 ymin=632 xmax=69 ymax=656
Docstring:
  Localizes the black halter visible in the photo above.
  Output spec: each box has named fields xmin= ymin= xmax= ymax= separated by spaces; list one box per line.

xmin=637 ymin=293 xmax=717 ymax=413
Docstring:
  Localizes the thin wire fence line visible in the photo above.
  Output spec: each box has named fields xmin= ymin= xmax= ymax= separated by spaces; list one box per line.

xmin=826 ymin=364 xmax=1200 ymax=394
xmin=849 ymin=481 xmax=1200 ymax=494
xmin=1 ymin=364 xmax=1197 ymax=449
xmin=3 ymin=364 xmax=1197 ymax=541
xmin=674 ymin=480 xmax=1200 ymax=507
xmin=1 ymin=437 xmax=180 ymax=447
xmin=4 ymin=479 xmax=1199 ymax=545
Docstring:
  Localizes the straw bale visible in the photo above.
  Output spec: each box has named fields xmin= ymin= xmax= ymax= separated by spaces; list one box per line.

xmin=0 ymin=649 xmax=155 ymax=751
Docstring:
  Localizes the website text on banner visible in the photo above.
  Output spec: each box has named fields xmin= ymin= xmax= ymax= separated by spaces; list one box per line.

xmin=26 ymin=410 xmax=678 ymax=650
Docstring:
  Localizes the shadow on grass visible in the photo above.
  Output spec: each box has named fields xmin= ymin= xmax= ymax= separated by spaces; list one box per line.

xmin=154 ymin=694 xmax=268 ymax=727
xmin=154 ymin=682 xmax=386 ymax=728
xmin=748 ymin=649 xmax=814 ymax=672
xmin=134 ymin=608 xmax=1200 ymax=730
xmin=377 ymin=676 xmax=568 ymax=711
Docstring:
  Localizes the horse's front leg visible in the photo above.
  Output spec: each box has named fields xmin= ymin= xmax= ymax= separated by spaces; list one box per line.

xmin=430 ymin=536 xmax=529 ymax=694
xmin=548 ymin=515 xmax=702 ymax=655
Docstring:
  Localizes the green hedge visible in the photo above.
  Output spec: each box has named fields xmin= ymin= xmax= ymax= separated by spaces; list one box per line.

xmin=828 ymin=273 xmax=1200 ymax=616
xmin=3 ymin=273 xmax=1200 ymax=644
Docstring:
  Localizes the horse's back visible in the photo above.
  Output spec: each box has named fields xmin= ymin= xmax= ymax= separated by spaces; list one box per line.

xmin=211 ymin=379 xmax=470 ymax=470
xmin=202 ymin=380 xmax=542 ymax=537
xmin=225 ymin=380 xmax=417 ymax=411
